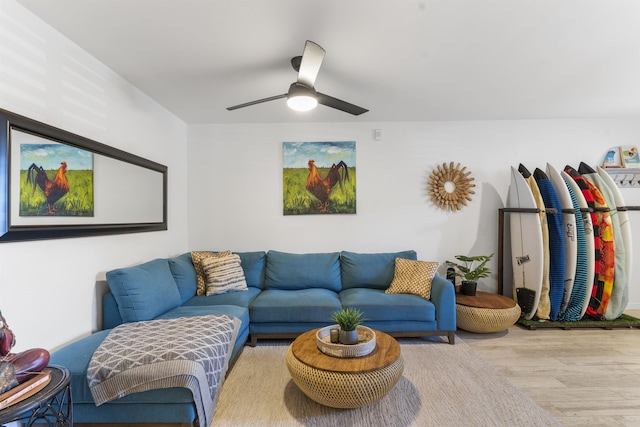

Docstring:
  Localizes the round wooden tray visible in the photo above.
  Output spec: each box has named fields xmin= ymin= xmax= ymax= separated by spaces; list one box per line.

xmin=316 ymin=325 xmax=376 ymax=358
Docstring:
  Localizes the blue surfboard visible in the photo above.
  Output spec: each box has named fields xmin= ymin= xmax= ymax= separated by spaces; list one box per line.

xmin=534 ymin=168 xmax=565 ymax=321
xmin=558 ymin=174 xmax=589 ymax=321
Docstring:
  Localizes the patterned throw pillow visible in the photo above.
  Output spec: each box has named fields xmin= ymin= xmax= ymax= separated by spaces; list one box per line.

xmin=201 ymin=254 xmax=248 ymax=296
xmin=191 ymin=250 xmax=232 ymax=295
xmin=385 ymin=258 xmax=439 ymax=299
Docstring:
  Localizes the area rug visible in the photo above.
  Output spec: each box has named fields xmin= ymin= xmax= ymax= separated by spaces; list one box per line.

xmin=518 ymin=313 xmax=640 ymax=330
xmin=212 ymin=337 xmax=561 ymax=426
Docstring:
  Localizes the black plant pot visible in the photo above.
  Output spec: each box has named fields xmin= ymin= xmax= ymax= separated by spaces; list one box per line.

xmin=461 ymin=281 xmax=477 ymax=296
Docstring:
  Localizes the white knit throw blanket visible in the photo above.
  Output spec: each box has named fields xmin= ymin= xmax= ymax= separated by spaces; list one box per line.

xmin=87 ymin=314 xmax=240 ymax=427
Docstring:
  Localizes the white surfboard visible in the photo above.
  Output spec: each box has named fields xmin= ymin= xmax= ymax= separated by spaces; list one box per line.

xmin=546 ymin=163 xmax=577 ymax=314
xmin=509 ymin=166 xmax=544 ymax=320
xmin=562 ymin=171 xmax=595 ymax=317
xmin=598 ymin=166 xmax=633 ymax=287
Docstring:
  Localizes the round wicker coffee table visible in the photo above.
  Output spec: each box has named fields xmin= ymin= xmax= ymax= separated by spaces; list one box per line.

xmin=456 ymin=291 xmax=521 ymax=333
xmin=286 ymin=328 xmax=403 ymax=408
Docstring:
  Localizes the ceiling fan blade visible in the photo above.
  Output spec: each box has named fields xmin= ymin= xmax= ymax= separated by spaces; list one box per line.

xmin=226 ymin=94 xmax=287 ymax=111
xmin=297 ymin=41 xmax=325 ymax=88
xmin=316 ymin=92 xmax=369 ymax=116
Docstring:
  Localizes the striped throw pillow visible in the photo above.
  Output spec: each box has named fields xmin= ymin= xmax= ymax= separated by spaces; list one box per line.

xmin=191 ymin=250 xmax=232 ymax=295
xmin=202 ymin=253 xmax=248 ymax=296
xmin=385 ymin=258 xmax=439 ymax=300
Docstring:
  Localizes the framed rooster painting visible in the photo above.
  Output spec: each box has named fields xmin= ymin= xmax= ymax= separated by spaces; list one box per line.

xmin=283 ymin=141 xmax=356 ymax=215
xmin=19 ymin=141 xmax=94 ymax=217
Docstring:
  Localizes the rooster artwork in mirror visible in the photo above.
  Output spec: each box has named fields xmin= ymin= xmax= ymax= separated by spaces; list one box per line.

xmin=0 ymin=310 xmax=50 ymax=393
xmin=20 ymin=141 xmax=94 ymax=217
xmin=26 ymin=161 xmax=71 ymax=215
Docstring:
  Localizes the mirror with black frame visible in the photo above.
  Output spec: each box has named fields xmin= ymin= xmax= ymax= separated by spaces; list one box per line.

xmin=0 ymin=108 xmax=167 ymax=242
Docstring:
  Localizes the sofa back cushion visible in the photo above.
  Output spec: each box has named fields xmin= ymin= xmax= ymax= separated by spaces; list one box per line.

xmin=168 ymin=253 xmax=197 ymax=304
xmin=340 ymin=250 xmax=417 ymax=290
xmin=106 ymin=258 xmax=181 ymax=322
xmin=236 ymin=251 xmax=266 ymax=289
xmin=264 ymin=250 xmax=342 ymax=292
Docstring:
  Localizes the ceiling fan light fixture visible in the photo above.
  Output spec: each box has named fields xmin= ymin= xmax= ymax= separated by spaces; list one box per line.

xmin=286 ymin=82 xmax=317 ymax=112
xmin=287 ymin=94 xmax=317 ymax=111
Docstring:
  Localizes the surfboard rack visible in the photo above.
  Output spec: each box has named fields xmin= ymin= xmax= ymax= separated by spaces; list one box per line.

xmin=497 ymin=206 xmax=640 ymax=295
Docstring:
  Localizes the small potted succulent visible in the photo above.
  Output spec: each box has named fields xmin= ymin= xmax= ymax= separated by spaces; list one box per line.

xmin=331 ymin=308 xmax=366 ymax=345
xmin=445 ymin=253 xmax=494 ymax=296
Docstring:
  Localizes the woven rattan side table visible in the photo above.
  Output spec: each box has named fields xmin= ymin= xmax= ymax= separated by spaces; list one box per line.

xmin=456 ymin=291 xmax=521 ymax=333
xmin=286 ymin=328 xmax=403 ymax=408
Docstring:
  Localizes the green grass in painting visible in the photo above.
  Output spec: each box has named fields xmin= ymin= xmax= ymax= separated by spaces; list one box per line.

xmin=19 ymin=169 xmax=94 ymax=216
xmin=283 ymin=167 xmax=356 ymax=215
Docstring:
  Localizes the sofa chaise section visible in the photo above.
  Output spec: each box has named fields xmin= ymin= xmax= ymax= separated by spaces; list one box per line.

xmin=52 ymin=252 xmax=259 ymax=425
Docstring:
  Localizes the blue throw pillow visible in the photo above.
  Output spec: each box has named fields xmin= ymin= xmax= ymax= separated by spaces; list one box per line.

xmin=340 ymin=250 xmax=417 ymax=290
xmin=106 ymin=258 xmax=181 ymax=322
xmin=168 ymin=253 xmax=197 ymax=304
xmin=265 ymin=251 xmax=341 ymax=291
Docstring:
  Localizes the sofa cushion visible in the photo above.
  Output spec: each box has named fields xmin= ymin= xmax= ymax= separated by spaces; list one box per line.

xmin=106 ymin=258 xmax=181 ymax=322
xmin=182 ymin=287 xmax=261 ymax=309
xmin=386 ymin=258 xmax=439 ymax=299
xmin=339 ymin=288 xmax=435 ymax=322
xmin=157 ymin=305 xmax=250 ymax=334
xmin=340 ymin=250 xmax=417 ymax=290
xmin=235 ymin=251 xmax=266 ymax=289
xmin=250 ymin=289 xmax=342 ymax=323
xmin=264 ymin=251 xmax=341 ymax=292
xmin=202 ymin=254 xmax=248 ymax=295
xmin=50 ymin=330 xmax=111 ymax=405
xmin=168 ymin=253 xmax=197 ymax=304
xmin=191 ymin=250 xmax=232 ymax=295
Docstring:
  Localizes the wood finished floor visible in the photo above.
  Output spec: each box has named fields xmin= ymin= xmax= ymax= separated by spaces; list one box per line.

xmin=460 ymin=309 xmax=640 ymax=427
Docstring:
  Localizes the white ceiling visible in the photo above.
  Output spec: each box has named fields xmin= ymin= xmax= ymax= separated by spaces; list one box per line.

xmin=15 ymin=0 xmax=640 ymax=124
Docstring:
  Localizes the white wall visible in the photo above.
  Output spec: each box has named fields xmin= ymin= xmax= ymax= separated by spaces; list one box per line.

xmin=188 ymin=119 xmax=640 ymax=308
xmin=0 ymin=1 xmax=189 ymax=351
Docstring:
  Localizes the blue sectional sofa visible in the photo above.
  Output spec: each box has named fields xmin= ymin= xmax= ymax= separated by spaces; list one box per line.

xmin=51 ymin=250 xmax=456 ymax=425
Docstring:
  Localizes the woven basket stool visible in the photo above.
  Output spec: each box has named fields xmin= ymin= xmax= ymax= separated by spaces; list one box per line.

xmin=456 ymin=291 xmax=521 ymax=333
xmin=286 ymin=346 xmax=403 ymax=408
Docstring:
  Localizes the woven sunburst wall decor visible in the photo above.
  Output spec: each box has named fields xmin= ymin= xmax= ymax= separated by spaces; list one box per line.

xmin=427 ymin=162 xmax=476 ymax=211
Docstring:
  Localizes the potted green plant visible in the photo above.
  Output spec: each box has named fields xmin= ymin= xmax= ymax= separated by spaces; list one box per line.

xmin=445 ymin=253 xmax=494 ymax=296
xmin=331 ymin=308 xmax=366 ymax=345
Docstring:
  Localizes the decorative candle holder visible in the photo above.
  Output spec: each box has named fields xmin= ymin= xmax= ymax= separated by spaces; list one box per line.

xmin=329 ymin=328 xmax=339 ymax=343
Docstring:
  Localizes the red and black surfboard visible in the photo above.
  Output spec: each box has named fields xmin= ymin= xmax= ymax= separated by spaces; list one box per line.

xmin=565 ymin=165 xmax=607 ymax=319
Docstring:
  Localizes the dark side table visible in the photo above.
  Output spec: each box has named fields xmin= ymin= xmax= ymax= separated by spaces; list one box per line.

xmin=0 ymin=365 xmax=72 ymax=426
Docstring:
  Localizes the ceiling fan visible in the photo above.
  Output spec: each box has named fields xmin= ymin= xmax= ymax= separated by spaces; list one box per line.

xmin=226 ymin=40 xmax=368 ymax=116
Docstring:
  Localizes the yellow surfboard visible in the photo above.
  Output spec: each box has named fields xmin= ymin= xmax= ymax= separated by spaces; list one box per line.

xmin=519 ymin=164 xmax=550 ymax=320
